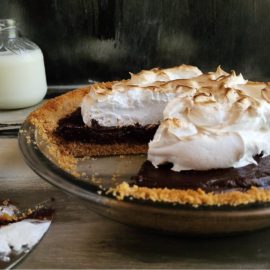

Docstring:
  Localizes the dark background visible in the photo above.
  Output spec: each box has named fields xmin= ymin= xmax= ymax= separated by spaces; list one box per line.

xmin=1 ymin=0 xmax=270 ymax=85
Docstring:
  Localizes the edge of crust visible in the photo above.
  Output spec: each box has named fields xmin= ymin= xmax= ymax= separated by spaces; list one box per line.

xmin=27 ymin=85 xmax=147 ymax=171
xmin=109 ymin=182 xmax=270 ymax=207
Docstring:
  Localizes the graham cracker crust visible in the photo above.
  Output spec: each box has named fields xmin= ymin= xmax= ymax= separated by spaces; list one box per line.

xmin=28 ymin=85 xmax=148 ymax=163
xmin=109 ymin=182 xmax=270 ymax=207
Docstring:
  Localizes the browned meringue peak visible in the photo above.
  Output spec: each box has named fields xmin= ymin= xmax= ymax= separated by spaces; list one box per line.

xmin=82 ymin=64 xmax=270 ymax=128
xmin=207 ymin=65 xmax=229 ymax=80
xmin=262 ymin=86 xmax=270 ymax=103
xmin=88 ymin=64 xmax=204 ymax=96
xmin=185 ymin=69 xmax=270 ymax=104
xmin=192 ymin=83 xmax=263 ymax=110
xmin=128 ymin=64 xmax=203 ymax=86
xmin=89 ymin=65 xmax=269 ymax=100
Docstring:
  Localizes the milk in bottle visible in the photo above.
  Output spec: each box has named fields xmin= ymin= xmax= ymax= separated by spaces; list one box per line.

xmin=0 ymin=19 xmax=47 ymax=109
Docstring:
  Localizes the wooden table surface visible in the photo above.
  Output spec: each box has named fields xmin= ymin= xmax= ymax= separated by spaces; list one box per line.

xmin=2 ymin=104 xmax=270 ymax=269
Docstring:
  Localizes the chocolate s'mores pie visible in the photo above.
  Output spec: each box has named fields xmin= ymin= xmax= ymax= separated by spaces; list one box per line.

xmin=28 ymin=64 xmax=270 ymax=206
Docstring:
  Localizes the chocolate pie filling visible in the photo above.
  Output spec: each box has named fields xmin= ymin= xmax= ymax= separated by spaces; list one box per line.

xmin=55 ymin=108 xmax=270 ymax=192
xmin=55 ymin=108 xmax=158 ymax=144
xmin=132 ymin=156 xmax=270 ymax=192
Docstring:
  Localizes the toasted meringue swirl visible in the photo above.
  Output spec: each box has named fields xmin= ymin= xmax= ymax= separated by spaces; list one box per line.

xmin=81 ymin=63 xmax=270 ymax=171
xmin=81 ymin=65 xmax=202 ymax=127
xmin=148 ymin=68 xmax=270 ymax=171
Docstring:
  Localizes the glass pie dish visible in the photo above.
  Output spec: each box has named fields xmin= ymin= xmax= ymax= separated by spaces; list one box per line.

xmin=18 ymin=119 xmax=270 ymax=236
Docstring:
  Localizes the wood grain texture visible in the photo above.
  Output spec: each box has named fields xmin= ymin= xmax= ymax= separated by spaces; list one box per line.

xmin=1 ymin=140 xmax=270 ymax=269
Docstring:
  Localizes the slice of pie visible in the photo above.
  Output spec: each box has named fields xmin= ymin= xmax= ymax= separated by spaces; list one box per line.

xmin=28 ymin=64 xmax=270 ymax=207
xmin=29 ymin=64 xmax=203 ymax=158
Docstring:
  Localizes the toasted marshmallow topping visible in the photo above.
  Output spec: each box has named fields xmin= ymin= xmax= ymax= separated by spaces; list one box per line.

xmin=148 ymin=69 xmax=270 ymax=171
xmin=81 ymin=65 xmax=202 ymax=127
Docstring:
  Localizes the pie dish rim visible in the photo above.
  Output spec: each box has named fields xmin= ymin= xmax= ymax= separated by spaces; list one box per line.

xmin=18 ymin=119 xmax=270 ymax=235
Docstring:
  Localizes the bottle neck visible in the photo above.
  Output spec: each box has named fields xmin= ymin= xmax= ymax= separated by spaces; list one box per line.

xmin=0 ymin=19 xmax=17 ymax=39
xmin=0 ymin=29 xmax=17 ymax=39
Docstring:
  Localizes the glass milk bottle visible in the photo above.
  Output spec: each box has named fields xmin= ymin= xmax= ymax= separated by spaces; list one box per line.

xmin=0 ymin=19 xmax=47 ymax=109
